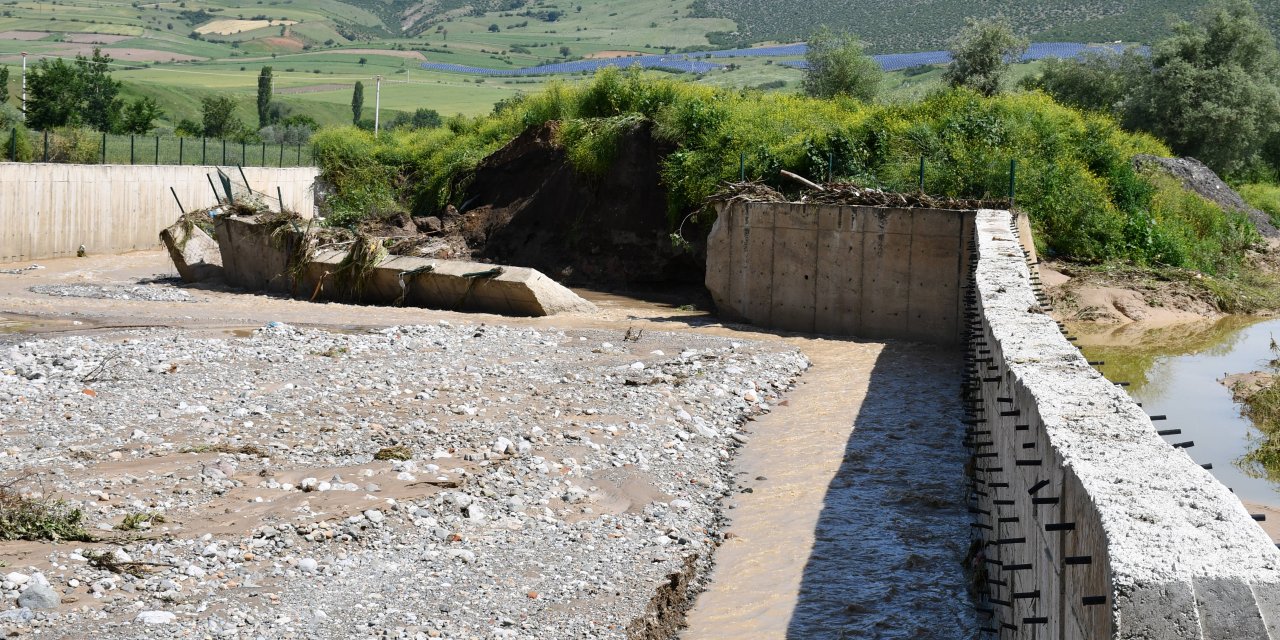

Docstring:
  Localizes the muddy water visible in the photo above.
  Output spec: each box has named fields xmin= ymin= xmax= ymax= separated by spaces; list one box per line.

xmin=1071 ymin=316 xmax=1280 ymax=507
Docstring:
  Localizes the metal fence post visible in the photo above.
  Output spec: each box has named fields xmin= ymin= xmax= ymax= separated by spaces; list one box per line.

xmin=739 ymin=152 xmax=745 ymax=181
xmin=241 ymin=140 xmax=246 ymax=165
xmin=918 ymin=156 xmax=925 ymax=192
xmin=222 ymin=139 xmax=227 ymax=166
xmin=10 ymin=127 xmax=16 ymax=162
xmin=202 ymin=137 xmax=207 ymax=165
xmin=129 ymin=135 xmax=135 ymax=165
xmin=101 ymin=132 xmax=106 ymax=164
xmin=1009 ymin=158 xmax=1017 ymax=207
xmin=278 ymin=143 xmax=284 ymax=168
xmin=261 ymin=142 xmax=266 ymax=167
xmin=296 ymin=143 xmax=300 ymax=164
xmin=179 ymin=137 xmax=184 ymax=165
xmin=42 ymin=130 xmax=48 ymax=163
xmin=155 ymin=136 xmax=160 ymax=165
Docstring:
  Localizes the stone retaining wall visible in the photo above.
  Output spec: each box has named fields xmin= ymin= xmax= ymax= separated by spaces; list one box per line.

xmin=968 ymin=209 xmax=1280 ymax=638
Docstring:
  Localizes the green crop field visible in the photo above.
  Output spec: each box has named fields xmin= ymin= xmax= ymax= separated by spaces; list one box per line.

xmin=0 ymin=0 xmax=1264 ymax=130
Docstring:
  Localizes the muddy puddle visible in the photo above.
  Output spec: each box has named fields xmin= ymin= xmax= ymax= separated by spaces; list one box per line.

xmin=1071 ymin=316 xmax=1280 ymax=507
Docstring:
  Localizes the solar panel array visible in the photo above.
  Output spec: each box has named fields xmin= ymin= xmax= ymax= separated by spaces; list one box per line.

xmin=420 ymin=42 xmax=1147 ymax=77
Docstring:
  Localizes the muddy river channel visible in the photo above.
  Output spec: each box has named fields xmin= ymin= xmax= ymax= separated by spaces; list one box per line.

xmin=1073 ymin=316 xmax=1280 ymax=508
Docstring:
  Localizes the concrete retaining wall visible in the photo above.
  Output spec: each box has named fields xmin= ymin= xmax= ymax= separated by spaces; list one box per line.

xmin=705 ymin=200 xmax=1034 ymax=345
xmin=0 ymin=163 xmax=319 ymax=262
xmin=968 ymin=209 xmax=1280 ymax=638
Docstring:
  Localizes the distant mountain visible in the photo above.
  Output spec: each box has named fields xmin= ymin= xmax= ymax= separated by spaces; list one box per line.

xmin=691 ymin=0 xmax=1280 ymax=52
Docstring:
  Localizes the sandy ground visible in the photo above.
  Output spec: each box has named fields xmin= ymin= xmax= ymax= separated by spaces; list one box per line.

xmin=0 ymin=250 xmax=976 ymax=638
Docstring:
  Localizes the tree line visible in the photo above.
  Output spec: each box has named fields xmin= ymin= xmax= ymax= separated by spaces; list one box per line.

xmin=4 ymin=52 xmax=443 ymax=146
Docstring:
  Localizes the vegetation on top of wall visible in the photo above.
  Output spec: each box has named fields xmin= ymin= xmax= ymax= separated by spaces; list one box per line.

xmin=312 ymin=66 xmax=1260 ymax=275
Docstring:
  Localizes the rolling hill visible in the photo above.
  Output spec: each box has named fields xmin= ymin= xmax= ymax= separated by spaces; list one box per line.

xmin=0 ymin=0 xmax=1268 ymax=128
xmin=691 ymin=0 xmax=1280 ymax=52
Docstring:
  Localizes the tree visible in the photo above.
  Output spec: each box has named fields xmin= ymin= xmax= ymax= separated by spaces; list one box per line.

xmin=257 ymin=66 xmax=272 ymax=129
xmin=0 ymin=66 xmax=8 ymax=104
xmin=801 ymin=27 xmax=881 ymax=101
xmin=200 ymin=95 xmax=243 ymax=139
xmin=120 ymin=97 xmax=163 ymax=134
xmin=351 ymin=80 xmax=364 ymax=125
xmin=26 ymin=48 xmax=123 ymax=131
xmin=1022 ymin=50 xmax=1149 ymax=114
xmin=1126 ymin=0 xmax=1280 ymax=176
xmin=944 ymin=17 xmax=1029 ymax=96
xmin=559 ymin=45 xmax=570 ymax=57
xmin=25 ymin=57 xmax=84 ymax=129
xmin=77 ymin=49 xmax=122 ymax=131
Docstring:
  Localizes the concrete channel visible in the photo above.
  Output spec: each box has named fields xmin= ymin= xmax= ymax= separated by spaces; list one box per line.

xmin=700 ymin=200 xmax=1280 ymax=638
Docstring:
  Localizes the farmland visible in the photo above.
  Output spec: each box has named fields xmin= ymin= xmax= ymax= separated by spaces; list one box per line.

xmin=0 ymin=0 xmax=1260 ymax=128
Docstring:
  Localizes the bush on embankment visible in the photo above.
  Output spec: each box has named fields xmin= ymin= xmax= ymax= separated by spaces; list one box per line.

xmin=312 ymin=67 xmax=1258 ymax=275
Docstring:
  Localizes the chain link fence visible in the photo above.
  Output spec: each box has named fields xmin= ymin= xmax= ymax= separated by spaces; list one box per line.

xmin=3 ymin=127 xmax=314 ymax=168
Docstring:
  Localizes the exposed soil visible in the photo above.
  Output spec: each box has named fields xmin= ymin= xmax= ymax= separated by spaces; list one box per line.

xmin=0 ymin=31 xmax=48 ymax=40
xmin=454 ymin=121 xmax=701 ymax=286
xmin=62 ymin=33 xmax=131 ymax=44
xmin=1222 ymin=371 xmax=1275 ymax=402
xmin=1043 ymin=262 xmax=1225 ymax=325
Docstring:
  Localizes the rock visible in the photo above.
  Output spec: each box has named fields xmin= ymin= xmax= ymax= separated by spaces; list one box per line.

xmin=17 ymin=582 xmax=59 ymax=609
xmin=136 ymin=611 xmax=177 ymax=624
xmin=5 ymin=572 xmax=30 ymax=586
xmin=0 ymin=608 xmax=34 ymax=623
xmin=297 ymin=558 xmax=318 ymax=573
xmin=363 ymin=510 xmax=385 ymax=524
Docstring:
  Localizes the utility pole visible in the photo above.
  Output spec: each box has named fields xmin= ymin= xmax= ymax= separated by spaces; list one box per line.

xmin=20 ymin=52 xmax=27 ymax=121
xmin=374 ymin=75 xmax=382 ymax=137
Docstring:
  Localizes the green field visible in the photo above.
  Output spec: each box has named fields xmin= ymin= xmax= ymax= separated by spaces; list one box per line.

xmin=0 ymin=0 xmax=1254 ymax=128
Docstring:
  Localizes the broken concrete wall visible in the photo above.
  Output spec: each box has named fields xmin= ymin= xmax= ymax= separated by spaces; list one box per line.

xmin=210 ymin=215 xmax=595 ymax=317
xmin=159 ymin=221 xmax=222 ymax=283
xmin=0 ymin=163 xmax=319 ymax=263
xmin=969 ymin=209 xmax=1280 ymax=638
xmin=212 ymin=215 xmax=300 ymax=293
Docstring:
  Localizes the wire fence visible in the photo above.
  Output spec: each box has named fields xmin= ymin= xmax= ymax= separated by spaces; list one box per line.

xmin=3 ymin=127 xmax=314 ymax=168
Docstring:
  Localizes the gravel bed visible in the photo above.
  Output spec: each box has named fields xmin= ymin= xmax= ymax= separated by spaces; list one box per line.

xmin=28 ymin=284 xmax=197 ymax=303
xmin=0 ymin=321 xmax=807 ymax=639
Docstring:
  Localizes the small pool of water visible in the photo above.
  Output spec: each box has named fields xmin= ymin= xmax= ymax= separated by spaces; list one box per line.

xmin=1074 ymin=316 xmax=1280 ymax=507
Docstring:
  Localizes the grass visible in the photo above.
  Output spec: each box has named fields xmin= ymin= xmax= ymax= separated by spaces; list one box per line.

xmin=181 ymin=442 xmax=267 ymax=456
xmin=115 ymin=511 xmax=166 ymax=531
xmin=0 ymin=482 xmax=92 ymax=542
xmin=373 ymin=445 xmax=413 ymax=461
xmin=1240 ymin=183 xmax=1280 ymax=227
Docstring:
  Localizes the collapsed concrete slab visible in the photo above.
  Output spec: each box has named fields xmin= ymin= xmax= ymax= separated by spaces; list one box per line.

xmin=159 ymin=220 xmax=223 ymax=283
xmin=200 ymin=214 xmax=595 ymax=317
xmin=213 ymin=215 xmax=301 ymax=293
xmin=299 ymin=251 xmax=597 ymax=316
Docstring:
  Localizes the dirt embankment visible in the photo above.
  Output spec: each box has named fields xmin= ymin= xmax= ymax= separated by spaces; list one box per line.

xmin=453 ymin=121 xmax=701 ymax=286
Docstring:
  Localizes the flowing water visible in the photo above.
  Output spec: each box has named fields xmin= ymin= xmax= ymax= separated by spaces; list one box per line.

xmin=1073 ymin=316 xmax=1280 ymax=507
